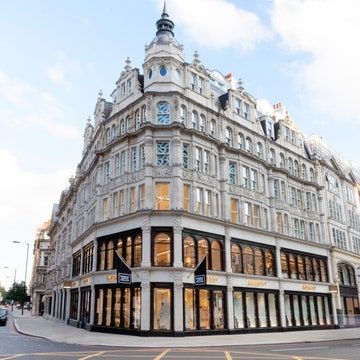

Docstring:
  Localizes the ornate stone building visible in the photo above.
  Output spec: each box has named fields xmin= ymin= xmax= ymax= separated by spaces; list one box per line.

xmin=44 ymin=7 xmax=360 ymax=334
xmin=29 ymin=220 xmax=50 ymax=316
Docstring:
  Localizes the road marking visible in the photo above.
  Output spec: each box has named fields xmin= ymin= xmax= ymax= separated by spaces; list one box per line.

xmin=292 ymin=357 xmax=304 ymax=360
xmin=271 ymin=346 xmax=329 ymax=352
xmin=153 ymin=349 xmax=170 ymax=360
xmin=1 ymin=355 xmax=25 ymax=360
xmin=224 ymin=351 xmax=232 ymax=360
xmin=78 ymin=351 xmax=105 ymax=360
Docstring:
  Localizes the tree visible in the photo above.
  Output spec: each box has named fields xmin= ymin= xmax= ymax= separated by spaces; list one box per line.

xmin=4 ymin=281 xmax=30 ymax=314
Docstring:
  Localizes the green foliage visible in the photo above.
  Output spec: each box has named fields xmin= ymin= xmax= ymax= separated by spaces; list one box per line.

xmin=4 ymin=281 xmax=29 ymax=304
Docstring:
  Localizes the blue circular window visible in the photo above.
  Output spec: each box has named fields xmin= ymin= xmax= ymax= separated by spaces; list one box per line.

xmin=159 ymin=66 xmax=167 ymax=77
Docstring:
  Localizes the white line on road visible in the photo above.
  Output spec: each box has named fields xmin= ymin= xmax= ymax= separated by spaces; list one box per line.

xmin=78 ymin=351 xmax=105 ymax=360
xmin=153 ymin=349 xmax=170 ymax=360
xmin=225 ymin=351 xmax=232 ymax=360
xmin=0 ymin=355 xmax=25 ymax=360
xmin=271 ymin=346 xmax=329 ymax=352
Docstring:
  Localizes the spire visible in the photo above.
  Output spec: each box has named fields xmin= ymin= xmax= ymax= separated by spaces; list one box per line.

xmin=156 ymin=0 xmax=175 ymax=38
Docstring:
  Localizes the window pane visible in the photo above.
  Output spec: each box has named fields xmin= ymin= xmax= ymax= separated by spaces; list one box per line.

xmin=309 ymin=296 xmax=317 ymax=325
xmin=183 ymin=236 xmax=196 ymax=268
xmin=243 ymin=246 xmax=254 ymax=274
xmin=268 ymin=293 xmax=278 ymax=327
xmin=198 ymin=239 xmax=209 ymax=269
xmin=246 ymin=292 xmax=256 ymax=328
xmin=293 ymin=295 xmax=301 ymax=326
xmin=96 ymin=289 xmax=104 ymax=326
xmin=231 ymin=244 xmax=242 ymax=273
xmin=233 ymin=291 xmax=244 ymax=329
xmin=289 ymin=255 xmax=297 ymax=279
xmin=211 ymin=241 xmax=222 ymax=271
xmin=114 ymin=288 xmax=121 ymax=327
xmin=285 ymin=294 xmax=291 ymax=327
xmin=132 ymin=288 xmax=141 ymax=329
xmin=184 ymin=288 xmax=197 ymax=330
xmin=324 ymin=297 xmax=331 ymax=325
xmin=317 ymin=296 xmax=324 ymax=325
xmin=153 ymin=288 xmax=171 ymax=330
xmin=265 ymin=250 xmax=274 ymax=276
xmin=156 ymin=183 xmax=170 ymax=210
xmin=125 ymin=236 xmax=132 ymax=266
xmin=213 ymin=290 xmax=225 ymax=329
xmin=107 ymin=241 xmax=114 ymax=270
xmin=199 ymin=289 xmax=210 ymax=329
xmin=134 ymin=235 xmax=142 ymax=267
xmin=257 ymin=293 xmax=267 ymax=328
xmin=122 ymin=288 xmax=131 ymax=329
xmin=302 ymin=296 xmax=309 ymax=326
xmin=254 ymin=248 xmax=264 ymax=275
xmin=105 ymin=288 xmax=112 ymax=326
xmin=153 ymin=233 xmax=171 ymax=266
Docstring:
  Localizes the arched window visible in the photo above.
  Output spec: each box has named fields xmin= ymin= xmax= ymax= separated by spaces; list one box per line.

xmin=231 ymin=243 xmax=242 ymax=273
xmin=99 ymin=242 xmax=106 ymax=271
xmin=125 ymin=236 xmax=132 ymax=266
xmin=269 ymin=148 xmax=276 ymax=165
xmin=313 ymin=258 xmax=320 ymax=282
xmin=243 ymin=245 xmax=254 ymax=274
xmin=120 ymin=119 xmax=125 ymax=135
xmin=192 ymin=111 xmax=198 ymax=129
xmin=198 ymin=238 xmax=209 ymax=269
xmin=289 ymin=254 xmax=297 ymax=279
xmin=288 ymin=157 xmax=294 ymax=175
xmin=135 ymin=110 xmax=141 ymax=130
xmin=211 ymin=240 xmax=222 ymax=271
xmin=254 ymin=248 xmax=264 ymax=275
xmin=256 ymin=142 xmax=263 ymax=158
xmin=245 ymin=137 xmax=252 ymax=153
xmin=226 ymin=127 xmax=233 ymax=146
xmin=180 ymin=105 xmax=187 ymax=124
xmin=281 ymin=252 xmax=289 ymax=278
xmin=210 ymin=119 xmax=216 ymax=136
xmin=106 ymin=240 xmax=114 ymax=270
xmin=237 ymin=133 xmax=244 ymax=150
xmin=265 ymin=250 xmax=274 ymax=276
xmin=134 ymin=235 xmax=142 ymax=267
xmin=199 ymin=114 xmax=206 ymax=132
xmin=117 ymin=238 xmax=123 ymax=259
xmin=294 ymin=160 xmax=299 ymax=177
xmin=279 ymin=153 xmax=285 ymax=169
xmin=320 ymin=259 xmax=328 ymax=282
xmin=141 ymin=105 xmax=146 ymax=123
xmin=106 ymin=128 xmax=111 ymax=143
xmin=153 ymin=232 xmax=171 ymax=266
xmin=183 ymin=236 xmax=196 ymax=268
xmin=111 ymin=124 xmax=116 ymax=139
xmin=126 ymin=115 xmax=131 ymax=132
xmin=309 ymin=168 xmax=315 ymax=182
xmin=302 ymin=164 xmax=307 ymax=180
xmin=297 ymin=255 xmax=305 ymax=280
xmin=305 ymin=256 xmax=313 ymax=281
xmin=349 ymin=265 xmax=356 ymax=286
xmin=157 ymin=101 xmax=170 ymax=125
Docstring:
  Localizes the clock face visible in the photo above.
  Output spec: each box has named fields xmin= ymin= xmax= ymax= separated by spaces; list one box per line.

xmin=159 ymin=66 xmax=167 ymax=77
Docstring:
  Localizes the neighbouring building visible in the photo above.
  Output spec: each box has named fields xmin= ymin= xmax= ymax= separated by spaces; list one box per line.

xmin=29 ymin=220 xmax=50 ymax=316
xmin=44 ymin=6 xmax=360 ymax=335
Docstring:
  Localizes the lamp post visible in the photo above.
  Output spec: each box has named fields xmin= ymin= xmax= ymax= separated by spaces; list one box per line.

xmin=12 ymin=241 xmax=29 ymax=286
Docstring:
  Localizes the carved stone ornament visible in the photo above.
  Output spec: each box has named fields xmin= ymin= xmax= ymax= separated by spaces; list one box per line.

xmin=140 ymin=271 xmax=150 ymax=291
xmin=173 ymin=95 xmax=179 ymax=110
xmin=142 ymin=215 xmax=151 ymax=229
xmin=174 ymin=271 xmax=183 ymax=291
xmin=146 ymin=95 xmax=153 ymax=110
xmin=171 ymin=137 xmax=181 ymax=146
xmin=173 ymin=215 xmax=182 ymax=232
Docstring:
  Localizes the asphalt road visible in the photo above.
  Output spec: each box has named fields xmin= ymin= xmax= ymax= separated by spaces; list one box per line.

xmin=1 ymin=313 xmax=360 ymax=360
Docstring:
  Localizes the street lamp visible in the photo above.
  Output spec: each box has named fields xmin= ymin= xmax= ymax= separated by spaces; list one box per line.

xmin=12 ymin=241 xmax=29 ymax=286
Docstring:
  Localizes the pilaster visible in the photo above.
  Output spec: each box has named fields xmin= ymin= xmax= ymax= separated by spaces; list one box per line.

xmin=140 ymin=270 xmax=150 ymax=331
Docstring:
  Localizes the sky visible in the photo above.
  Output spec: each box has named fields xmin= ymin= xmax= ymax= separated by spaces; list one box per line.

xmin=0 ymin=0 xmax=359 ymax=290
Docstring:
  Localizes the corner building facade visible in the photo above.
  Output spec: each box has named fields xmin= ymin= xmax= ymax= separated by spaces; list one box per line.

xmin=46 ymin=8 xmax=360 ymax=335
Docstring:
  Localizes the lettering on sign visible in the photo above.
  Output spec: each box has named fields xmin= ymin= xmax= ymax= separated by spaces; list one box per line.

xmin=207 ymin=275 xmax=218 ymax=284
xmin=107 ymin=274 xmax=116 ymax=282
xmin=301 ymin=284 xmax=316 ymax=291
xmin=71 ymin=281 xmax=78 ymax=288
xmin=247 ymin=279 xmax=267 ymax=287
xmin=82 ymin=278 xmax=90 ymax=285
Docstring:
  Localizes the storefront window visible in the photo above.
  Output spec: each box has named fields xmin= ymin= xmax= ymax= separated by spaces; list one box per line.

xmin=246 ymin=292 xmax=256 ymax=328
xmin=80 ymin=288 xmax=91 ymax=324
xmin=198 ymin=239 xmax=209 ymax=270
xmin=213 ymin=291 xmax=225 ymax=329
xmin=105 ymin=289 xmax=112 ymax=326
xmin=233 ymin=291 xmax=244 ymax=328
xmin=268 ymin=293 xmax=278 ymax=327
xmin=301 ymin=296 xmax=309 ymax=326
xmin=211 ymin=241 xmax=223 ymax=271
xmin=114 ymin=289 xmax=121 ymax=327
xmin=153 ymin=287 xmax=172 ymax=330
xmin=324 ymin=297 xmax=331 ymax=324
xmin=243 ymin=245 xmax=254 ymax=275
xmin=199 ymin=289 xmax=210 ymax=329
xmin=293 ymin=295 xmax=301 ymax=326
xmin=231 ymin=244 xmax=242 ymax=273
xmin=153 ymin=232 xmax=171 ymax=266
xmin=309 ymin=296 xmax=317 ymax=325
xmin=317 ymin=296 xmax=324 ymax=325
xmin=184 ymin=236 xmax=196 ymax=268
xmin=184 ymin=288 xmax=197 ymax=330
xmin=284 ymin=294 xmax=291 ymax=327
xmin=133 ymin=288 xmax=141 ymax=329
xmin=257 ymin=293 xmax=267 ymax=328
xmin=96 ymin=289 xmax=104 ymax=325
xmin=70 ymin=290 xmax=79 ymax=321
xmin=122 ymin=288 xmax=131 ymax=328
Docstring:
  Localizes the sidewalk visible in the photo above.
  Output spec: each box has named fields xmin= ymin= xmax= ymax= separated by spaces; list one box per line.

xmin=11 ymin=311 xmax=360 ymax=348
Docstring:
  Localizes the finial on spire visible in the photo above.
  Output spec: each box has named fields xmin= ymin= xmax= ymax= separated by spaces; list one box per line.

xmin=124 ymin=57 xmax=132 ymax=72
xmin=98 ymin=89 xmax=103 ymax=98
xmin=156 ymin=1 xmax=174 ymax=38
xmin=237 ymin=78 xmax=244 ymax=91
xmin=87 ymin=116 xmax=91 ymax=123
xmin=162 ymin=0 xmax=168 ymax=17
xmin=193 ymin=51 xmax=201 ymax=64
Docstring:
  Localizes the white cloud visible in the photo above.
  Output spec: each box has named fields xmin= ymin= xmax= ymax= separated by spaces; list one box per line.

xmin=0 ymin=148 xmax=73 ymax=289
xmin=161 ymin=0 xmax=271 ymax=52
xmin=46 ymin=51 xmax=81 ymax=89
xmin=257 ymin=98 xmax=274 ymax=116
xmin=271 ymin=0 xmax=360 ymax=124
xmin=0 ymin=69 xmax=80 ymax=139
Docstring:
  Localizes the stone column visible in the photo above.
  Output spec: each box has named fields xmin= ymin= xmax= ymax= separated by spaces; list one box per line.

xmin=173 ymin=217 xmax=183 ymax=268
xmin=65 ymin=288 xmax=71 ymax=321
xmin=276 ymin=243 xmax=286 ymax=327
xmin=140 ymin=270 xmax=151 ymax=331
xmin=90 ymin=284 xmax=96 ymax=325
xmin=226 ymin=282 xmax=234 ymax=330
xmin=173 ymin=271 xmax=184 ymax=332
xmin=93 ymin=239 xmax=98 ymax=272
xmin=224 ymin=227 xmax=232 ymax=273
xmin=141 ymin=220 xmax=151 ymax=267
xmin=219 ymin=149 xmax=228 ymax=221
xmin=327 ymin=250 xmax=339 ymax=326
xmin=77 ymin=287 xmax=81 ymax=322
xmin=268 ymin=170 xmax=276 ymax=233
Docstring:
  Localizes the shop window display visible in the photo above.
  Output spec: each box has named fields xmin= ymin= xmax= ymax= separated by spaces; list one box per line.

xmin=153 ymin=287 xmax=172 ymax=330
